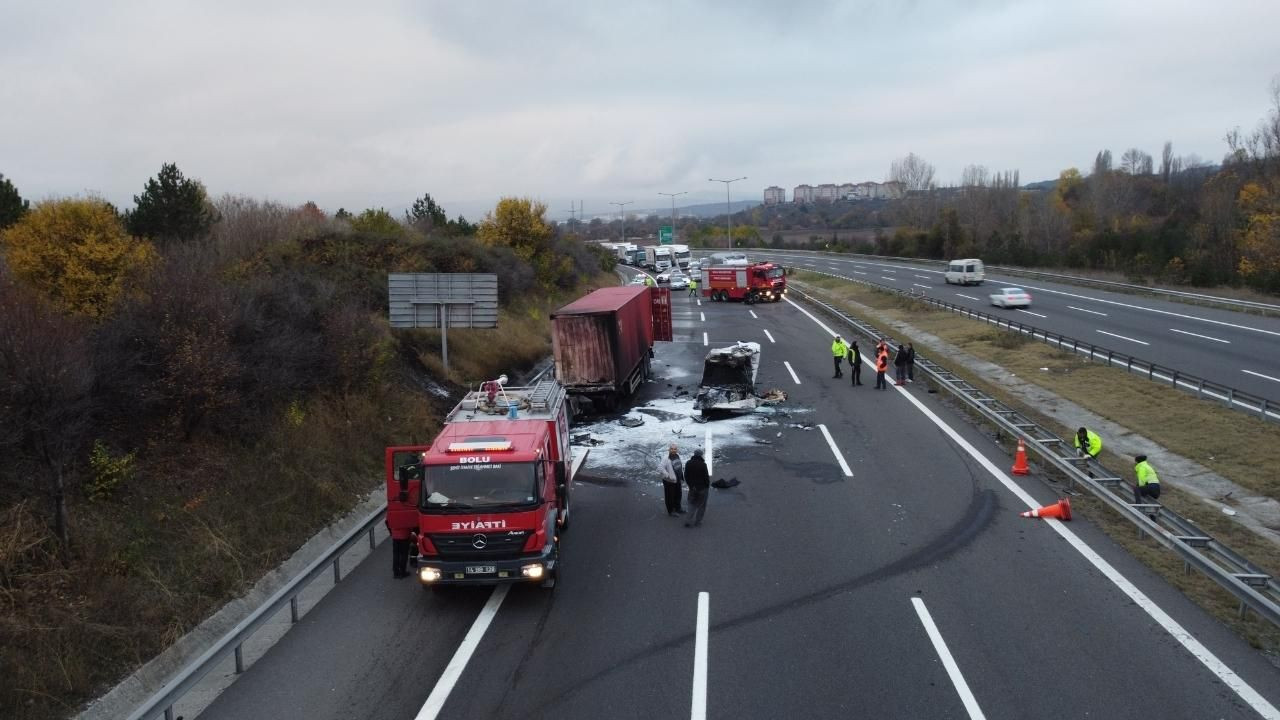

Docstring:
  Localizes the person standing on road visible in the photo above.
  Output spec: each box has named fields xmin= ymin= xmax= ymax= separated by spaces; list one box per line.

xmin=644 ymin=275 xmax=655 ymax=287
xmin=1133 ymin=454 xmax=1161 ymax=505
xmin=1075 ymin=427 xmax=1103 ymax=459
xmin=684 ymin=448 xmax=710 ymax=528
xmin=658 ymin=444 xmax=685 ymax=516
xmin=875 ymin=346 xmax=889 ymax=389
xmin=831 ymin=335 xmax=848 ymax=378
xmin=849 ymin=340 xmax=863 ymax=386
xmin=688 ymin=277 xmax=698 ymax=297
xmin=906 ymin=343 xmax=916 ymax=382
xmin=893 ymin=343 xmax=908 ymax=386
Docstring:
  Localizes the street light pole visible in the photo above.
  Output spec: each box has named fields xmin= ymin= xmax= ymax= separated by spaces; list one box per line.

xmin=657 ymin=191 xmax=687 ymax=244
xmin=709 ymin=176 xmax=746 ymax=248
xmin=609 ymin=201 xmax=633 ymax=244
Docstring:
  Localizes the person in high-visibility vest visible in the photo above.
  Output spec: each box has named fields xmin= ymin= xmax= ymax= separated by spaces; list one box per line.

xmin=644 ymin=275 xmax=655 ymax=287
xmin=1074 ymin=427 xmax=1102 ymax=459
xmin=1134 ymin=454 xmax=1160 ymax=504
xmin=688 ymin=277 xmax=698 ymax=297
xmin=831 ymin=335 xmax=847 ymax=378
xmin=875 ymin=348 xmax=889 ymax=389
xmin=848 ymin=340 xmax=863 ymax=386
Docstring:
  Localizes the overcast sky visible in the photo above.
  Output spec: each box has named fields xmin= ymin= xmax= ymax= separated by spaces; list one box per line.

xmin=2 ymin=0 xmax=1277 ymax=220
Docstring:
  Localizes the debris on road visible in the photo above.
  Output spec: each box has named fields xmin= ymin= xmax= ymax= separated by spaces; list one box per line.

xmin=712 ymin=477 xmax=741 ymax=489
xmin=693 ymin=342 xmax=768 ymax=413
xmin=619 ymin=415 xmax=645 ymax=427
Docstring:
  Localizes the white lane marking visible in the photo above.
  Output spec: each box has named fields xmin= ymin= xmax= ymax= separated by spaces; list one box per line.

xmin=691 ymin=592 xmax=709 ymax=720
xmin=956 ymin=293 xmax=980 ymax=301
xmin=415 ymin=585 xmax=510 ymax=720
xmin=763 ymin=329 xmax=776 ymax=343
xmin=1068 ymin=305 xmax=1108 ymax=317
xmin=783 ymin=361 xmax=801 ymax=384
xmin=853 ymin=271 xmax=867 ymax=275
xmin=817 ymin=424 xmax=853 ymax=477
xmin=700 ymin=312 xmax=706 ymax=322
xmin=1243 ymin=369 xmax=1280 ymax=384
xmin=1017 ymin=283 xmax=1280 ymax=338
xmin=1016 ymin=309 xmax=1047 ymax=318
xmin=1169 ymin=328 xmax=1230 ymax=344
xmin=1097 ymin=329 xmax=1149 ymax=346
xmin=911 ymin=598 xmax=987 ymax=720
xmin=704 ymin=428 xmax=713 ymax=475
xmin=697 ymin=299 xmax=701 ymax=307
xmin=782 ymin=294 xmax=1280 ymax=720
xmin=915 ymin=274 xmax=932 ymax=280
xmin=702 ymin=332 xmax=708 ymax=346
xmin=883 ymin=269 xmax=896 ymax=273
xmin=828 ymin=265 xmax=841 ymax=270
xmin=880 ymin=276 xmax=897 ymax=282
xmin=749 ymin=309 xmax=758 ymax=319
xmin=913 ymin=283 xmax=931 ymax=289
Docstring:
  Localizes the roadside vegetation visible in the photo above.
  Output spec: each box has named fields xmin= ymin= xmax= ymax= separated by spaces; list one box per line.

xmin=0 ymin=170 xmax=614 ymax=720
xmin=794 ymin=271 xmax=1280 ymax=656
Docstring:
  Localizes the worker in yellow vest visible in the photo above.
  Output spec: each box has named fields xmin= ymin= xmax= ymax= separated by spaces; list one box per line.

xmin=1074 ymin=427 xmax=1102 ymax=459
xmin=831 ymin=335 xmax=847 ymax=378
xmin=688 ymin=277 xmax=698 ymax=297
xmin=1134 ymin=454 xmax=1161 ymax=505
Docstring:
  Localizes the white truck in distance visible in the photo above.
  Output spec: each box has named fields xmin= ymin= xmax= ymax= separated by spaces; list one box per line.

xmin=670 ymin=244 xmax=691 ymax=270
xmin=644 ymin=245 xmax=673 ymax=272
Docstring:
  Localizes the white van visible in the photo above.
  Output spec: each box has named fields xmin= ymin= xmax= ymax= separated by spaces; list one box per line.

xmin=944 ymin=258 xmax=985 ymax=285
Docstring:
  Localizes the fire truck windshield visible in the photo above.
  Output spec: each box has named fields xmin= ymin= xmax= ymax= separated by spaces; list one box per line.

xmin=421 ymin=462 xmax=538 ymax=511
xmin=765 ymin=267 xmax=784 ymax=278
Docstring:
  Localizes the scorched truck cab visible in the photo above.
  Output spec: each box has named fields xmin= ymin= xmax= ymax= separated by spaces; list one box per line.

xmin=385 ymin=377 xmax=579 ymax=589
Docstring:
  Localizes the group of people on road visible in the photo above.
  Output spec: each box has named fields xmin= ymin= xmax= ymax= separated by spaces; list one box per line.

xmin=831 ymin=335 xmax=913 ymax=390
xmin=658 ymin=444 xmax=711 ymax=528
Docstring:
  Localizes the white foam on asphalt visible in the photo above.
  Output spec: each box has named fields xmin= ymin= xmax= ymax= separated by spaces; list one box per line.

xmin=572 ymin=396 xmax=766 ymax=478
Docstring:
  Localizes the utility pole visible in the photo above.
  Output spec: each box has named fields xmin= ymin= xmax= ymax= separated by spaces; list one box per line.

xmin=658 ymin=191 xmax=687 ymax=244
xmin=566 ymin=201 xmax=577 ymax=229
xmin=709 ymin=176 xmax=747 ymax=248
xmin=610 ymin=201 xmax=633 ymax=244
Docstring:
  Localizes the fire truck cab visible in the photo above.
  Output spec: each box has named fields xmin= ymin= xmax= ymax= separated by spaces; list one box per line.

xmin=701 ymin=261 xmax=787 ymax=303
xmin=385 ymin=377 xmax=578 ymax=589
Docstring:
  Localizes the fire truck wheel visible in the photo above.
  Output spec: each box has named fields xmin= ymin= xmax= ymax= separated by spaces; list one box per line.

xmin=557 ymin=492 xmax=571 ymax=533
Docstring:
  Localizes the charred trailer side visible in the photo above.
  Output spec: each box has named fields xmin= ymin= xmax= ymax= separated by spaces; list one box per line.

xmin=551 ymin=285 xmax=664 ymax=412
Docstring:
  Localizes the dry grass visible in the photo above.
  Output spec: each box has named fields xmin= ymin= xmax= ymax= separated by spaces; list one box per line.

xmin=793 ymin=271 xmax=1280 ymax=656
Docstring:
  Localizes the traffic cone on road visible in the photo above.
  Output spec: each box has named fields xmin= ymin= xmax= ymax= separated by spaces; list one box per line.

xmin=1020 ymin=498 xmax=1072 ymax=521
xmin=1011 ymin=438 xmax=1030 ymax=476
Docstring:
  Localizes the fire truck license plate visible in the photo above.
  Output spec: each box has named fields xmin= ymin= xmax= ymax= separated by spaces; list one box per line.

xmin=466 ymin=565 xmax=496 ymax=574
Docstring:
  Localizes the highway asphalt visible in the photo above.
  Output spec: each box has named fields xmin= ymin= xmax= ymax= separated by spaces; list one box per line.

xmin=733 ymin=249 xmax=1280 ymax=404
xmin=198 ymin=276 xmax=1280 ymax=720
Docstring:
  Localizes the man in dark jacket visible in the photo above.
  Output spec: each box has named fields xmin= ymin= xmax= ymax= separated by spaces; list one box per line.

xmin=684 ymin=448 xmax=711 ymax=528
xmin=849 ymin=340 xmax=862 ymax=386
xmin=893 ymin=343 xmax=908 ymax=386
xmin=905 ymin=343 xmax=916 ymax=382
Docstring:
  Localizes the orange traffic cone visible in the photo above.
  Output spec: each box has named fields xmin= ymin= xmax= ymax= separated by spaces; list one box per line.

xmin=1011 ymin=438 xmax=1030 ymax=476
xmin=1021 ymin=498 xmax=1072 ymax=521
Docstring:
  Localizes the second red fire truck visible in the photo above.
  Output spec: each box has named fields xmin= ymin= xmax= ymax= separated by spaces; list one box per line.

xmin=700 ymin=261 xmax=787 ymax=303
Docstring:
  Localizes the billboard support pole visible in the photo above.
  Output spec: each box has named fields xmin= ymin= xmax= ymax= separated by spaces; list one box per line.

xmin=440 ymin=304 xmax=449 ymax=372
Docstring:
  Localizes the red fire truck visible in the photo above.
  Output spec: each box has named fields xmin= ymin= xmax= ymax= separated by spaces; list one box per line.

xmin=385 ymin=376 xmax=581 ymax=588
xmin=700 ymin=261 xmax=787 ymax=303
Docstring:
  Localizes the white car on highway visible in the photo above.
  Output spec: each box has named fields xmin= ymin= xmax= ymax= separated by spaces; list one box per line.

xmin=629 ymin=274 xmax=649 ymax=285
xmin=989 ymin=287 xmax=1032 ymax=308
xmin=667 ymin=273 xmax=689 ymax=290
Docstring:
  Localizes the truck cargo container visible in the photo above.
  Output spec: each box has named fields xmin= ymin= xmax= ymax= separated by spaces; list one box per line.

xmin=670 ymin=244 xmax=692 ymax=270
xmin=643 ymin=245 xmax=673 ymax=271
xmin=551 ymin=285 xmax=671 ymax=411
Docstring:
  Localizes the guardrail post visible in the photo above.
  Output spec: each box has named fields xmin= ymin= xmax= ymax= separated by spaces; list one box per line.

xmin=1171 ymin=370 xmax=1178 ymax=388
xmin=333 ymin=557 xmax=342 ymax=583
xmin=290 ymin=596 xmax=299 ymax=623
xmin=1226 ymin=387 xmax=1234 ymax=408
xmin=165 ymin=707 xmax=175 ymax=720
xmin=1107 ymin=350 xmax=1113 ymax=366
xmin=1072 ymin=339 xmax=1078 ymax=353
xmin=1126 ymin=357 xmax=1133 ymax=371
xmin=1148 ymin=364 xmax=1154 ymax=381
xmin=234 ymin=643 xmax=244 ymax=674
xmin=1239 ymin=601 xmax=1248 ymax=619
xmin=1197 ymin=379 xmax=1204 ymax=399
xmin=368 ymin=526 xmax=376 ymax=549
xmin=1261 ymin=398 xmax=1269 ymax=420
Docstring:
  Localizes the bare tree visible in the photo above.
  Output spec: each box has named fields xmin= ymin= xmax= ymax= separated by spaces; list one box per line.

xmin=889 ymin=153 xmax=937 ymax=192
xmin=1161 ymin=141 xmax=1174 ymax=183
xmin=1120 ymin=148 xmax=1153 ymax=175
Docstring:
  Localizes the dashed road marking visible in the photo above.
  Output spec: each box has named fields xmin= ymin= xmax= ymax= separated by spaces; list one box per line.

xmin=956 ymin=293 xmax=980 ymax=301
xmin=691 ymin=592 xmax=709 ymax=720
xmin=1243 ymin=369 xmax=1280 ymax=384
xmin=702 ymin=332 xmax=708 ymax=346
xmin=1016 ymin=309 xmax=1047 ymax=318
xmin=1170 ymin=328 xmax=1230 ymax=344
xmin=911 ymin=598 xmax=987 ymax=720
xmin=1097 ymin=329 xmax=1149 ymax=346
xmin=414 ymin=586 xmax=510 ymax=720
xmin=1068 ymin=305 xmax=1108 ymax=317
xmin=783 ymin=361 xmax=801 ymax=384
xmin=817 ymin=424 xmax=853 ymax=477
xmin=700 ymin=312 xmax=705 ymax=322
xmin=763 ymin=329 xmax=775 ymax=343
xmin=749 ymin=309 xmax=758 ymax=319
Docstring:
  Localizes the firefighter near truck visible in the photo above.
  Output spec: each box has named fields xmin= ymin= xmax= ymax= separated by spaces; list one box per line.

xmin=700 ymin=261 xmax=787 ymax=303
xmin=385 ymin=376 xmax=580 ymax=589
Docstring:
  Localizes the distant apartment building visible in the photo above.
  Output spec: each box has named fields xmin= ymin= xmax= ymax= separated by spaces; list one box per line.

xmin=793 ymin=184 xmax=814 ymax=203
xmin=815 ymin=183 xmax=839 ymax=202
xmin=763 ymin=186 xmax=786 ymax=205
xmin=839 ymin=182 xmax=856 ymax=200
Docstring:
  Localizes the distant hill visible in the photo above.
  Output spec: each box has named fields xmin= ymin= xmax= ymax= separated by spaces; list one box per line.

xmin=577 ymin=199 xmax=759 ymax=222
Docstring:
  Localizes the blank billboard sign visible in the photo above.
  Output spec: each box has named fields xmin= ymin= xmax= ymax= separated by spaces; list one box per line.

xmin=388 ymin=273 xmax=498 ymax=329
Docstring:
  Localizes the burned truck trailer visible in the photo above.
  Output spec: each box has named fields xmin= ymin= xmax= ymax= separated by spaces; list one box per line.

xmin=551 ymin=285 xmax=672 ymax=412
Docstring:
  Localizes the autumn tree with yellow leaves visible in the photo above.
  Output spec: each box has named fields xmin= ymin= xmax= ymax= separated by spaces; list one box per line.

xmin=0 ymin=198 xmax=157 ymax=319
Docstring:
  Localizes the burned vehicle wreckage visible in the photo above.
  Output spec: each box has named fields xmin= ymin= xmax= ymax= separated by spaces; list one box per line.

xmin=693 ymin=342 xmax=785 ymax=414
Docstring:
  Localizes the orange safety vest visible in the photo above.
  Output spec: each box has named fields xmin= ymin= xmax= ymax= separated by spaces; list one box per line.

xmin=876 ymin=352 xmax=888 ymax=372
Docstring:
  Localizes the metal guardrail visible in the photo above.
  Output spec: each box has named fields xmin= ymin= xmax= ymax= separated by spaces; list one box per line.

xmin=797 ymin=267 xmax=1280 ymax=425
xmin=793 ymin=286 xmax=1280 ymax=628
xmin=127 ymin=506 xmax=387 ymax=720
xmin=741 ymin=248 xmax=1280 ymax=314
